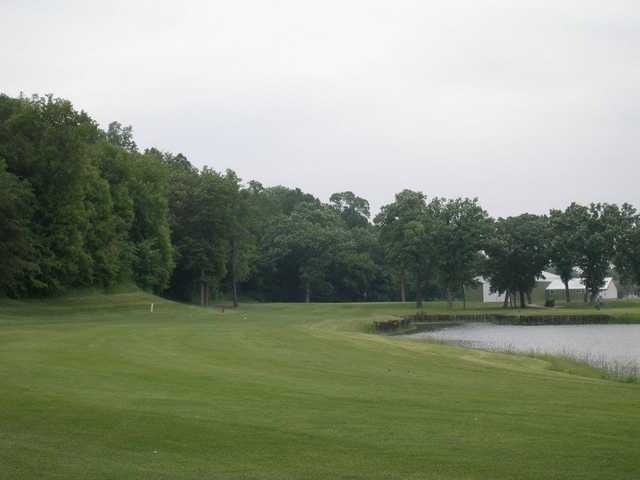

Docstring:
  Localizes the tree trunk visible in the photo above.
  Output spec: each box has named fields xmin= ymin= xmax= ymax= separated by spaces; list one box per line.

xmin=519 ymin=291 xmax=526 ymax=309
xmin=583 ymin=288 xmax=589 ymax=303
xmin=447 ymin=286 xmax=454 ymax=310
xmin=526 ymin=291 xmax=532 ymax=305
xmin=564 ymin=280 xmax=570 ymax=303
xmin=305 ymin=281 xmax=311 ymax=303
xmin=200 ymin=269 xmax=207 ymax=307
xmin=462 ymin=285 xmax=466 ymax=310
xmin=415 ymin=279 xmax=424 ymax=310
xmin=400 ymin=270 xmax=407 ymax=302
xmin=503 ymin=290 xmax=509 ymax=309
xmin=231 ymin=238 xmax=239 ymax=308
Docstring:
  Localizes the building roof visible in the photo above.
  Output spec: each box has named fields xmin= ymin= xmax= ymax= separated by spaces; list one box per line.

xmin=546 ymin=277 xmax=613 ymax=291
xmin=538 ymin=271 xmax=561 ymax=282
xmin=476 ymin=271 xmax=560 ymax=285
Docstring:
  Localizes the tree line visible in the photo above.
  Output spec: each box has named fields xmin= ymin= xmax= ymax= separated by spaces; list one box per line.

xmin=2 ymin=94 xmax=640 ymax=307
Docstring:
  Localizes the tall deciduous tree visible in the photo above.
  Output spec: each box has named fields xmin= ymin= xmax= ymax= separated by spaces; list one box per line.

xmin=0 ymin=159 xmax=38 ymax=296
xmin=614 ymin=204 xmax=640 ymax=289
xmin=0 ymin=94 xmax=179 ymax=295
xmin=262 ymin=203 xmax=347 ymax=302
xmin=375 ymin=190 xmax=436 ymax=309
xmin=224 ymin=170 xmax=257 ymax=307
xmin=484 ymin=214 xmax=549 ymax=308
xmin=325 ymin=225 xmax=389 ymax=302
xmin=164 ymin=156 xmax=231 ymax=304
xmin=127 ymin=150 xmax=174 ymax=293
xmin=548 ymin=207 xmax=580 ymax=303
xmin=243 ymin=185 xmax=323 ymax=301
xmin=0 ymin=94 xmax=114 ymax=292
xmin=431 ymin=197 xmax=491 ymax=309
xmin=106 ymin=121 xmax=137 ymax=153
xmin=93 ymin=139 xmax=137 ymax=282
xmin=329 ymin=191 xmax=370 ymax=229
xmin=571 ymin=203 xmax=619 ymax=302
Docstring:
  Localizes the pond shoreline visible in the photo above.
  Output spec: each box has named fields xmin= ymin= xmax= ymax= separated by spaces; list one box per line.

xmin=374 ymin=312 xmax=615 ymax=333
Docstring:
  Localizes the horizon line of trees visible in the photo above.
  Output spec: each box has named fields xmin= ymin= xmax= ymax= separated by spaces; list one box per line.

xmin=2 ymin=93 xmax=640 ymax=308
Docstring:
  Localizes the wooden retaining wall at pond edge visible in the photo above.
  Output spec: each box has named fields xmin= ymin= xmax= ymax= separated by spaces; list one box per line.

xmin=373 ymin=313 xmax=612 ymax=332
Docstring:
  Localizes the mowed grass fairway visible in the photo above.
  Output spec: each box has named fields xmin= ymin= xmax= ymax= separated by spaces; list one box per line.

xmin=1 ymin=294 xmax=639 ymax=480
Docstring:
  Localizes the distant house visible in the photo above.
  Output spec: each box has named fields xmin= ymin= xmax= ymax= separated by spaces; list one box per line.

xmin=546 ymin=277 xmax=618 ymax=300
xmin=476 ymin=271 xmax=560 ymax=303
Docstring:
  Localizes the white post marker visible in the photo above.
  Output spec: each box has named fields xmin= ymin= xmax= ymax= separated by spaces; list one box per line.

xmin=150 ymin=303 xmax=154 ymax=313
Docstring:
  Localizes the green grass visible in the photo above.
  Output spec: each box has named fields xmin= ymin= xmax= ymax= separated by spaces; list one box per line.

xmin=1 ymin=293 xmax=639 ymax=479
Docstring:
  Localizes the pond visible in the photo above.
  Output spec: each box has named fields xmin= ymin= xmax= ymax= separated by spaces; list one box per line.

xmin=407 ymin=323 xmax=640 ymax=377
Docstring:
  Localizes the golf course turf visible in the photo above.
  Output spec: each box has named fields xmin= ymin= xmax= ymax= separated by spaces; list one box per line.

xmin=1 ymin=293 xmax=639 ymax=479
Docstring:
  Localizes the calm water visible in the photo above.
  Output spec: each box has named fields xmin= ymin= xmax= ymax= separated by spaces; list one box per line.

xmin=408 ymin=323 xmax=640 ymax=374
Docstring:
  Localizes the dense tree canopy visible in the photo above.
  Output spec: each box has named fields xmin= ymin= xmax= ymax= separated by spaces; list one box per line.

xmin=0 ymin=159 xmax=37 ymax=295
xmin=330 ymin=191 xmax=370 ymax=229
xmin=1 ymin=93 xmax=638 ymax=306
xmin=375 ymin=190 xmax=437 ymax=309
xmin=430 ymin=197 xmax=491 ymax=308
xmin=615 ymin=204 xmax=640 ymax=290
xmin=548 ymin=207 xmax=581 ymax=302
xmin=571 ymin=203 xmax=621 ymax=302
xmin=484 ymin=214 xmax=550 ymax=308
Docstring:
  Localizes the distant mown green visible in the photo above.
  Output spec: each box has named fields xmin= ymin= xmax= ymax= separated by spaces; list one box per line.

xmin=1 ymin=293 xmax=639 ymax=480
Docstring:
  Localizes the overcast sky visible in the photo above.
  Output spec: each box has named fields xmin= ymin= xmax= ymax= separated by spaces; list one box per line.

xmin=2 ymin=1 xmax=639 ymax=217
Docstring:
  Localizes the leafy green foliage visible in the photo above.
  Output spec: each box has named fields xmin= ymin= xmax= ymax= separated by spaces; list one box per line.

xmin=0 ymin=160 xmax=38 ymax=295
xmin=569 ymin=203 xmax=623 ymax=302
xmin=325 ymin=225 xmax=392 ymax=301
xmin=260 ymin=203 xmax=348 ymax=301
xmin=106 ymin=121 xmax=137 ymax=153
xmin=329 ymin=191 xmax=370 ymax=228
xmin=548 ymin=207 xmax=581 ymax=301
xmin=484 ymin=214 xmax=550 ymax=307
xmin=615 ymin=205 xmax=640 ymax=288
xmin=0 ymin=94 xmax=173 ymax=296
xmin=430 ymin=197 xmax=491 ymax=307
xmin=225 ymin=170 xmax=257 ymax=306
xmin=1 ymin=94 xmax=108 ymax=292
xmin=375 ymin=190 xmax=436 ymax=308
xmin=2 ymin=92 xmax=640 ymax=306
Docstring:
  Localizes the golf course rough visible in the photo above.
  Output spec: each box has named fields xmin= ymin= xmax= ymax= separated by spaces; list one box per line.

xmin=0 ymin=293 xmax=639 ymax=480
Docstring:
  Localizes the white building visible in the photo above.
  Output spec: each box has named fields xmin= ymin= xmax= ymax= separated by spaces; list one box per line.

xmin=545 ymin=277 xmax=618 ymax=300
xmin=477 ymin=271 xmax=560 ymax=303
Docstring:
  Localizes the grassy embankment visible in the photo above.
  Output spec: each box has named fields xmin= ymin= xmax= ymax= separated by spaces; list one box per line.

xmin=1 ymin=293 xmax=639 ymax=479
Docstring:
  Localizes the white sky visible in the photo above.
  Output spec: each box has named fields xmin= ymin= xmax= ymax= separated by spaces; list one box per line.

xmin=2 ymin=0 xmax=639 ymax=217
